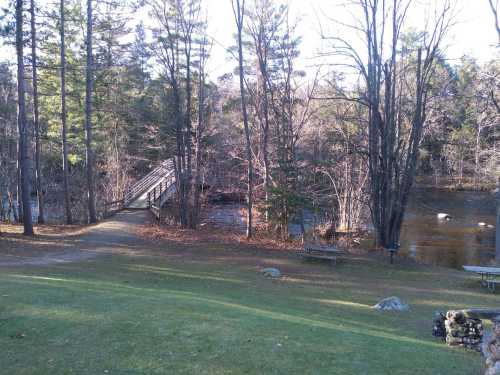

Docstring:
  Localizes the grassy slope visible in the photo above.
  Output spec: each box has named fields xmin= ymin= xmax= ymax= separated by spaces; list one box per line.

xmin=0 ymin=238 xmax=495 ymax=374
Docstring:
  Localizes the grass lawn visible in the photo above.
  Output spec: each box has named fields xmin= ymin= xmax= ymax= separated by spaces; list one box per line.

xmin=0 ymin=226 xmax=496 ymax=374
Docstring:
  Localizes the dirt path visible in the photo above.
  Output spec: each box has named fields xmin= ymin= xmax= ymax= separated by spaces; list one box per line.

xmin=0 ymin=210 xmax=152 ymax=267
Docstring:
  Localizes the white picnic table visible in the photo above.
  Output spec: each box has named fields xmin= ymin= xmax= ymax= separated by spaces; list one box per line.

xmin=463 ymin=266 xmax=500 ymax=291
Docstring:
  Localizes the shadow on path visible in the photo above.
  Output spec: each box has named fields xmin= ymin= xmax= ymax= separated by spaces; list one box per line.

xmin=0 ymin=210 xmax=152 ymax=267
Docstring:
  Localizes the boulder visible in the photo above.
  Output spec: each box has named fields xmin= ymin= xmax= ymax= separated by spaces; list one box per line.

xmin=262 ymin=267 xmax=281 ymax=278
xmin=373 ymin=296 xmax=409 ymax=311
xmin=437 ymin=213 xmax=452 ymax=220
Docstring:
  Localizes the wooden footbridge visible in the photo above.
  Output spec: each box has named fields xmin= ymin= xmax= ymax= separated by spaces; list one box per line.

xmin=104 ymin=160 xmax=176 ymax=219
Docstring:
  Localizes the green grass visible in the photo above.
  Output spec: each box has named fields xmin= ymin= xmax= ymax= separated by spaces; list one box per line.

xmin=0 ymin=243 xmax=494 ymax=374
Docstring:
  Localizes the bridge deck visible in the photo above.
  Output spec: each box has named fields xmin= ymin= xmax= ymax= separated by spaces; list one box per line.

xmin=123 ymin=160 xmax=176 ymax=210
xmin=126 ymin=190 xmax=150 ymax=209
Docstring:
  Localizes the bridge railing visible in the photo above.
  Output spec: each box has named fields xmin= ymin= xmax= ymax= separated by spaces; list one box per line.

xmin=148 ymin=168 xmax=177 ymax=221
xmin=124 ymin=160 xmax=174 ymax=206
xmin=103 ymin=199 xmax=125 ymax=218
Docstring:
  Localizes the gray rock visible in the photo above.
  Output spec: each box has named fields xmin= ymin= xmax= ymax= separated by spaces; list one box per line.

xmin=373 ymin=296 xmax=409 ymax=311
xmin=262 ymin=267 xmax=281 ymax=278
xmin=437 ymin=213 xmax=451 ymax=220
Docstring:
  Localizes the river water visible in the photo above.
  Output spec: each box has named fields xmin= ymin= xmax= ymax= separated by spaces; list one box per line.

xmin=398 ymin=188 xmax=497 ymax=269
xmin=204 ymin=188 xmax=497 ymax=269
xmin=2 ymin=197 xmax=66 ymax=224
xmin=4 ymin=188 xmax=497 ymax=270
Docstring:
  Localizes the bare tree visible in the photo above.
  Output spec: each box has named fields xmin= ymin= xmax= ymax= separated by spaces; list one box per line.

xmin=232 ymin=0 xmax=254 ymax=238
xmin=231 ymin=0 xmax=253 ymax=238
xmin=16 ymin=0 xmax=34 ymax=235
xmin=488 ymin=0 xmax=500 ymax=44
xmin=488 ymin=0 xmax=500 ymax=262
xmin=178 ymin=0 xmax=201 ymax=228
xmin=325 ymin=0 xmax=453 ymax=252
xmin=246 ymin=0 xmax=282 ymax=222
xmin=148 ymin=0 xmax=185 ymax=225
xmin=192 ymin=24 xmax=210 ymax=226
xmin=148 ymin=0 xmax=202 ymax=228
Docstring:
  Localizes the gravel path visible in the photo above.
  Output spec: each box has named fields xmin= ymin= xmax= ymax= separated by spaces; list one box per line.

xmin=0 ymin=209 xmax=151 ymax=267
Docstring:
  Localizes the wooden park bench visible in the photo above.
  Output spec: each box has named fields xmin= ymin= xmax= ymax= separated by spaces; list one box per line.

xmin=299 ymin=244 xmax=345 ymax=265
xmin=463 ymin=266 xmax=500 ymax=292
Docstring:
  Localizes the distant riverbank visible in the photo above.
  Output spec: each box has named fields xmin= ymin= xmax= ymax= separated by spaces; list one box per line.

xmin=414 ymin=175 xmax=498 ymax=192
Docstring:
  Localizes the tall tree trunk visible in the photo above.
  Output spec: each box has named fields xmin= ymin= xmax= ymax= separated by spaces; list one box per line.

xmin=60 ymin=0 xmax=72 ymax=224
xmin=232 ymin=0 xmax=253 ymax=238
xmin=16 ymin=141 xmax=23 ymax=223
xmin=496 ymin=177 xmax=500 ymax=263
xmin=85 ymin=0 xmax=96 ymax=223
xmin=30 ymin=0 xmax=44 ymax=224
xmin=474 ymin=124 xmax=481 ymax=188
xmin=185 ymin=43 xmax=193 ymax=228
xmin=193 ymin=40 xmax=207 ymax=228
xmin=261 ymin=79 xmax=270 ymax=223
xmin=16 ymin=0 xmax=34 ymax=235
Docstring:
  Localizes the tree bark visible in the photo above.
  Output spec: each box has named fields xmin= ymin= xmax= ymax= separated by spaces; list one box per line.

xmin=184 ymin=35 xmax=193 ymax=228
xmin=16 ymin=0 xmax=34 ymax=235
xmin=496 ymin=177 xmax=500 ymax=263
xmin=85 ymin=0 xmax=96 ymax=223
xmin=30 ymin=0 xmax=44 ymax=224
xmin=16 ymin=137 xmax=23 ymax=223
xmin=60 ymin=0 xmax=72 ymax=224
xmin=193 ymin=37 xmax=208 ymax=228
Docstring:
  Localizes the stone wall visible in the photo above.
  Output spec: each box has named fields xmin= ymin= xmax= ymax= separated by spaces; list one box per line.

xmin=433 ymin=310 xmax=483 ymax=351
xmin=483 ymin=317 xmax=500 ymax=375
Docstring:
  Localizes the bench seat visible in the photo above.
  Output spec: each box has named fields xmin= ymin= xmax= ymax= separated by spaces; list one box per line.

xmin=299 ymin=244 xmax=345 ymax=265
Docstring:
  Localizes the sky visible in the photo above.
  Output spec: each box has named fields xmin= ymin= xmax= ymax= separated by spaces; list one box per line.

xmin=201 ymin=0 xmax=499 ymax=79
xmin=1 ymin=0 xmax=498 ymax=81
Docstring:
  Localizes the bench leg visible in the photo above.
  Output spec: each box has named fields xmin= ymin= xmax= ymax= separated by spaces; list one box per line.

xmin=487 ymin=281 xmax=496 ymax=292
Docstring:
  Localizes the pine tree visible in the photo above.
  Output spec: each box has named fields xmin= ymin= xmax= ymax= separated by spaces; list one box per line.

xmin=59 ymin=0 xmax=72 ymax=224
xmin=30 ymin=0 xmax=44 ymax=224
xmin=16 ymin=0 xmax=34 ymax=235
xmin=84 ymin=0 xmax=96 ymax=223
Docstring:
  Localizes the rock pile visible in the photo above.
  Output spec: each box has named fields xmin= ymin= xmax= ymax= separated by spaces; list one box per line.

xmin=445 ymin=310 xmax=483 ymax=350
xmin=432 ymin=310 xmax=483 ymax=351
xmin=483 ymin=316 xmax=500 ymax=375
xmin=432 ymin=312 xmax=447 ymax=338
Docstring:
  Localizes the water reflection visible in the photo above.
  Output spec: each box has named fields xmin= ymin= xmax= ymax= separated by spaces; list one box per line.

xmin=2 ymin=197 xmax=66 ymax=224
xmin=399 ymin=188 xmax=496 ymax=269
